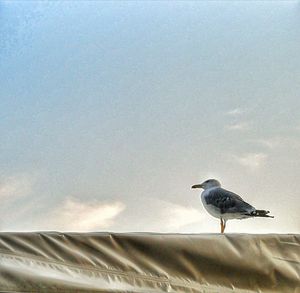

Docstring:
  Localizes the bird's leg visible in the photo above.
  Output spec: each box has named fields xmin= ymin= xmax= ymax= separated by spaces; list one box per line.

xmin=223 ymin=220 xmax=227 ymax=233
xmin=220 ymin=218 xmax=224 ymax=233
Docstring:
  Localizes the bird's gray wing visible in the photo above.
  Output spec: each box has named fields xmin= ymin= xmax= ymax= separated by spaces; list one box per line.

xmin=205 ymin=187 xmax=254 ymax=214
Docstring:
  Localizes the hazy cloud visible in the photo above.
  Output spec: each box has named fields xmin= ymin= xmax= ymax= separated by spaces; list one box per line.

xmin=0 ymin=174 xmax=35 ymax=199
xmin=233 ymin=153 xmax=268 ymax=169
xmin=253 ymin=138 xmax=281 ymax=149
xmin=252 ymin=136 xmax=300 ymax=150
xmin=162 ymin=203 xmax=204 ymax=230
xmin=225 ymin=121 xmax=250 ymax=131
xmin=224 ymin=108 xmax=250 ymax=131
xmin=225 ymin=108 xmax=244 ymax=116
xmin=50 ymin=198 xmax=126 ymax=231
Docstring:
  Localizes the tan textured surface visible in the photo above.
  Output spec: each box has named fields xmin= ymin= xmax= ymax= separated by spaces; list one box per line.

xmin=0 ymin=232 xmax=298 ymax=292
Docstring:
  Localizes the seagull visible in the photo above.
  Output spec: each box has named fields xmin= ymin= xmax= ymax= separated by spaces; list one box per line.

xmin=191 ymin=179 xmax=274 ymax=233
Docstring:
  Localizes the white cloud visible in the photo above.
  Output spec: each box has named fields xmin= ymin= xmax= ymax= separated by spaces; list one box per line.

xmin=224 ymin=108 xmax=250 ymax=131
xmin=225 ymin=108 xmax=243 ymax=116
xmin=163 ymin=203 xmax=204 ymax=230
xmin=0 ymin=174 xmax=34 ymax=199
xmin=51 ymin=198 xmax=125 ymax=231
xmin=253 ymin=136 xmax=300 ymax=150
xmin=252 ymin=137 xmax=281 ymax=149
xmin=233 ymin=153 xmax=268 ymax=169
xmin=225 ymin=121 xmax=250 ymax=131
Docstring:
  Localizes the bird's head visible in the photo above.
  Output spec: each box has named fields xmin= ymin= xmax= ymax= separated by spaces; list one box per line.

xmin=191 ymin=179 xmax=221 ymax=190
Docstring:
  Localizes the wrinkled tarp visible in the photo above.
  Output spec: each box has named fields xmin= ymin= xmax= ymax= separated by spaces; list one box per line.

xmin=0 ymin=233 xmax=298 ymax=293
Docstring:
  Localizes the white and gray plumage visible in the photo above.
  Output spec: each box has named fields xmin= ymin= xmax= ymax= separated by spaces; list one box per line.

xmin=192 ymin=179 xmax=274 ymax=233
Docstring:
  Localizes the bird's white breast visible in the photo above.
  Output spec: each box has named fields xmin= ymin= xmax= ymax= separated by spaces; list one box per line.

xmin=200 ymin=188 xmax=222 ymax=219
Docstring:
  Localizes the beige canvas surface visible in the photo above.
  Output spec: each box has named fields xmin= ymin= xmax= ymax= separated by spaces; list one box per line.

xmin=0 ymin=232 xmax=298 ymax=292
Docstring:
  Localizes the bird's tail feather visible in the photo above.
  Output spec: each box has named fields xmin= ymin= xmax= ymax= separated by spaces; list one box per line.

xmin=250 ymin=209 xmax=274 ymax=218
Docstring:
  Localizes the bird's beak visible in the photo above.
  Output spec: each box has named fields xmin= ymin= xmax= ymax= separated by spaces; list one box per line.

xmin=191 ymin=184 xmax=203 ymax=189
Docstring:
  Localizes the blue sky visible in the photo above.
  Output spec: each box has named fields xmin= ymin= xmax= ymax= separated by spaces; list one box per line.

xmin=1 ymin=1 xmax=300 ymax=233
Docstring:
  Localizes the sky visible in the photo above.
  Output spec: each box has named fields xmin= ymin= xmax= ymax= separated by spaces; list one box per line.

xmin=1 ymin=1 xmax=300 ymax=234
